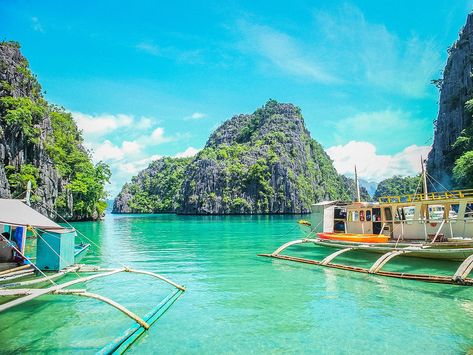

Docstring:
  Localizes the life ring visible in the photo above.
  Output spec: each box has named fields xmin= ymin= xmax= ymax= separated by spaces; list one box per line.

xmin=360 ymin=210 xmax=365 ymax=222
xmin=430 ymin=222 xmax=438 ymax=227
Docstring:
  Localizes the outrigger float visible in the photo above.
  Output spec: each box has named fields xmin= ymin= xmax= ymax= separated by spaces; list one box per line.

xmin=260 ymin=163 xmax=473 ymax=285
xmin=0 ymin=198 xmax=185 ymax=353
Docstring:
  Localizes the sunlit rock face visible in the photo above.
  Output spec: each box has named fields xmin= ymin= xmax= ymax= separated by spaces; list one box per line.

xmin=428 ymin=13 xmax=473 ymax=187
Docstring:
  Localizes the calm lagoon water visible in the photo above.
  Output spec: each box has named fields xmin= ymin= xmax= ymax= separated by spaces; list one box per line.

xmin=1 ymin=214 xmax=473 ymax=354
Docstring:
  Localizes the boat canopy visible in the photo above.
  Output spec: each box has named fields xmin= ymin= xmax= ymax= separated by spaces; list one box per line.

xmin=0 ymin=199 xmax=64 ymax=230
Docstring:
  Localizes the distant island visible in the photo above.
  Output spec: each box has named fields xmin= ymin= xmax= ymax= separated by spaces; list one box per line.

xmin=113 ymin=100 xmax=368 ymax=215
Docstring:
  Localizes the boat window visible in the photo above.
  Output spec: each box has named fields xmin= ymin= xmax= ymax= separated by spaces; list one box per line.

xmin=366 ymin=210 xmax=372 ymax=222
xmin=428 ymin=205 xmax=445 ymax=221
xmin=403 ymin=206 xmax=415 ymax=221
xmin=465 ymin=203 xmax=473 ymax=219
xmin=352 ymin=211 xmax=359 ymax=221
xmin=334 ymin=208 xmax=347 ymax=219
xmin=372 ymin=208 xmax=381 ymax=222
xmin=449 ymin=204 xmax=459 ymax=220
xmin=384 ymin=207 xmax=393 ymax=221
xmin=348 ymin=210 xmax=359 ymax=221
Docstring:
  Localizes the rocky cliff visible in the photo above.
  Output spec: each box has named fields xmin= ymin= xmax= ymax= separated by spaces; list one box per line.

xmin=427 ymin=13 xmax=473 ymax=187
xmin=0 ymin=41 xmax=110 ymax=220
xmin=114 ymin=101 xmax=352 ymax=214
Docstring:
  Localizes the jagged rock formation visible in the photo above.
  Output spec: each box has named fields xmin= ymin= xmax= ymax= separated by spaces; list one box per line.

xmin=114 ymin=101 xmax=352 ymax=214
xmin=427 ymin=13 xmax=473 ymax=187
xmin=0 ymin=41 xmax=109 ymax=220
xmin=178 ymin=100 xmax=350 ymax=214
xmin=113 ymin=157 xmax=191 ymax=213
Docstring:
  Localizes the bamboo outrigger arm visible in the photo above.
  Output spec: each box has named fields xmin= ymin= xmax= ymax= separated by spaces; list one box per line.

xmin=0 ymin=265 xmax=81 ymax=289
xmin=321 ymin=248 xmax=354 ymax=265
xmin=271 ymin=238 xmax=320 ymax=256
xmin=452 ymin=254 xmax=473 ymax=283
xmin=260 ymin=239 xmax=473 ymax=286
xmin=56 ymin=290 xmax=151 ymax=329
xmin=368 ymin=250 xmax=411 ymax=274
xmin=0 ymin=267 xmax=186 ymax=319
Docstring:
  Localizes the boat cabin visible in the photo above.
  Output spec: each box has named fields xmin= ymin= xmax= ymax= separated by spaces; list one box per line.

xmin=310 ymin=190 xmax=473 ymax=241
xmin=0 ymin=199 xmax=80 ymax=271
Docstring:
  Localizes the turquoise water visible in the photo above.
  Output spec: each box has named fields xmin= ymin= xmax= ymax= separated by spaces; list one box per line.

xmin=1 ymin=214 xmax=473 ymax=354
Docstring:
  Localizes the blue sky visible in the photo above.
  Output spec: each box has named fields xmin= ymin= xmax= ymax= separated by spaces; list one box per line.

xmin=1 ymin=0 xmax=472 ymax=195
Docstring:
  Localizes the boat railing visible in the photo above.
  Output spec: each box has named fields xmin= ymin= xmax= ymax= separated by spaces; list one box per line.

xmin=378 ymin=189 xmax=473 ymax=204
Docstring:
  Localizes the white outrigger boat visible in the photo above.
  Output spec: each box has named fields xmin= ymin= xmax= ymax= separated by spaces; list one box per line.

xmin=0 ymin=197 xmax=185 ymax=353
xmin=260 ymin=164 xmax=473 ymax=285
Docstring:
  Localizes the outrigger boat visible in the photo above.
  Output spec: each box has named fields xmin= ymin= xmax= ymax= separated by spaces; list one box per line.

xmin=0 ymin=198 xmax=185 ymax=353
xmin=260 ymin=163 xmax=473 ymax=285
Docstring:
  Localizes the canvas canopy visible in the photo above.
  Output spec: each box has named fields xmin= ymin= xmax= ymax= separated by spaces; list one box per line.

xmin=0 ymin=199 xmax=64 ymax=230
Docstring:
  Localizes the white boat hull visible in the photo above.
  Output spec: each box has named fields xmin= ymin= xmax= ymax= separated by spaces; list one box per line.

xmin=313 ymin=239 xmax=473 ymax=261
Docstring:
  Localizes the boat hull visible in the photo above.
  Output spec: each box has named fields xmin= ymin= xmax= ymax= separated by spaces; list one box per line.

xmin=317 ymin=232 xmax=389 ymax=243
xmin=313 ymin=239 xmax=473 ymax=261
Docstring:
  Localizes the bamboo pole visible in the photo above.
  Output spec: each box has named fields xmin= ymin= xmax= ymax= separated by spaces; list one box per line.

xmin=0 ymin=264 xmax=32 ymax=276
xmin=124 ymin=269 xmax=186 ymax=291
xmin=62 ymin=291 xmax=150 ymax=329
xmin=259 ymin=253 xmax=473 ymax=285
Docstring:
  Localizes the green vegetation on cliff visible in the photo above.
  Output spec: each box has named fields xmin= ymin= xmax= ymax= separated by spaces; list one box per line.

xmin=0 ymin=41 xmax=110 ymax=220
xmin=448 ymin=99 xmax=473 ymax=189
xmin=373 ymin=175 xmax=420 ymax=200
xmin=115 ymin=100 xmax=352 ymax=215
xmin=113 ymin=157 xmax=191 ymax=213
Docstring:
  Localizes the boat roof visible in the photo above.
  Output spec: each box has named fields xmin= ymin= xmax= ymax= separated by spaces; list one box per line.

xmin=0 ymin=199 xmax=64 ymax=230
xmin=312 ymin=200 xmax=340 ymax=206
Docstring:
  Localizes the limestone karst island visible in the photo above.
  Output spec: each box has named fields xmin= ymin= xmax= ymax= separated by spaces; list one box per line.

xmin=1 ymin=2 xmax=473 ymax=354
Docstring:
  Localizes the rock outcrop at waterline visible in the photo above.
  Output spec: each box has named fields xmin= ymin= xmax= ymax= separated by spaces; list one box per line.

xmin=427 ymin=13 xmax=473 ymax=187
xmin=0 ymin=41 xmax=109 ymax=220
xmin=113 ymin=100 xmax=352 ymax=214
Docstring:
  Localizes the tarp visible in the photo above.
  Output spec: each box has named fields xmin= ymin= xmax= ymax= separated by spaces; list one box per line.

xmin=0 ymin=199 xmax=63 ymax=230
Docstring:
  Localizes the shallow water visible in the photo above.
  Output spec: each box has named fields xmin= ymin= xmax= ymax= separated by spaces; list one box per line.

xmin=1 ymin=214 xmax=472 ymax=354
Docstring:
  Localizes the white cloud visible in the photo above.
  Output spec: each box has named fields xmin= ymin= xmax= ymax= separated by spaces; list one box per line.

xmin=185 ymin=112 xmax=206 ymax=120
xmin=121 ymin=140 xmax=142 ymax=155
xmin=148 ymin=127 xmax=174 ymax=144
xmin=94 ymin=140 xmax=125 ymax=161
xmin=136 ymin=42 xmax=160 ymax=56
xmin=116 ymin=154 xmax=162 ymax=175
xmin=327 ymin=141 xmax=431 ymax=183
xmin=31 ymin=17 xmax=44 ymax=33
xmin=92 ymin=140 xmax=141 ymax=162
xmin=136 ymin=117 xmax=153 ymax=129
xmin=72 ymin=112 xmax=133 ymax=135
xmin=174 ymin=147 xmax=200 ymax=158
xmin=238 ymin=21 xmax=339 ymax=83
